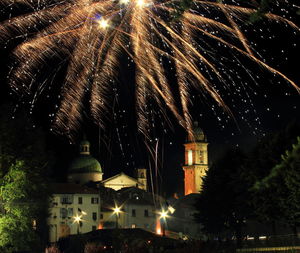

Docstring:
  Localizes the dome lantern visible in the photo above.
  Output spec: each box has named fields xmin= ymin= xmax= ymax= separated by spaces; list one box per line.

xmin=80 ymin=140 xmax=90 ymax=155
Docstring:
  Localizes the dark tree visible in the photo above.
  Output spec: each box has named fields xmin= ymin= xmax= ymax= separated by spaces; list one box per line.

xmin=195 ymin=148 xmax=250 ymax=244
xmin=253 ymin=137 xmax=300 ymax=236
xmin=247 ymin=122 xmax=300 ymax=234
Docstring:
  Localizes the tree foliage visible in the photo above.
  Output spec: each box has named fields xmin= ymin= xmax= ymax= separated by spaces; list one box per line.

xmin=0 ymin=161 xmax=42 ymax=252
xmin=254 ymin=137 xmax=300 ymax=231
xmin=0 ymin=103 xmax=53 ymax=252
xmin=247 ymin=122 xmax=300 ymax=228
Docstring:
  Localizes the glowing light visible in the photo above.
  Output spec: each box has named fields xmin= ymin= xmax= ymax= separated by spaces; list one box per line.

xmin=120 ymin=0 xmax=130 ymax=5
xmin=113 ymin=206 xmax=121 ymax=215
xmin=73 ymin=215 xmax=82 ymax=224
xmin=168 ymin=206 xmax=175 ymax=214
xmin=98 ymin=18 xmax=109 ymax=29
xmin=156 ymin=220 xmax=162 ymax=235
xmin=159 ymin=209 xmax=168 ymax=220
xmin=136 ymin=0 xmax=146 ymax=7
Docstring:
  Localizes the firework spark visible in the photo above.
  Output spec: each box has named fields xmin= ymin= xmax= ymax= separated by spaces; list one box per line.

xmin=0 ymin=0 xmax=299 ymax=138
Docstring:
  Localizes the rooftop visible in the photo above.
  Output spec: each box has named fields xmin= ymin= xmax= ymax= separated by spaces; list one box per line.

xmin=50 ymin=183 xmax=99 ymax=194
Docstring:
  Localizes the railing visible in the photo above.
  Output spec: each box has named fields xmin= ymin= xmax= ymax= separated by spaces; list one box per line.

xmin=236 ymin=235 xmax=300 ymax=253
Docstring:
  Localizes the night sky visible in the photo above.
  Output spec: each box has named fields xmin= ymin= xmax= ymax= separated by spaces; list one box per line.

xmin=0 ymin=0 xmax=299 ymax=197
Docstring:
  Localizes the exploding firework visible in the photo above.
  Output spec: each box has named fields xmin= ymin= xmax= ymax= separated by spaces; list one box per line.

xmin=0 ymin=0 xmax=299 ymax=138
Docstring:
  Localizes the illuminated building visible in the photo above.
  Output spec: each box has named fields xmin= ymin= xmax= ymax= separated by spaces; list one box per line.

xmin=183 ymin=122 xmax=208 ymax=195
xmin=48 ymin=183 xmax=100 ymax=242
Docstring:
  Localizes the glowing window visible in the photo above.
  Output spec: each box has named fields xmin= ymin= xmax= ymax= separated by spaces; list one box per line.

xmin=188 ymin=150 xmax=193 ymax=165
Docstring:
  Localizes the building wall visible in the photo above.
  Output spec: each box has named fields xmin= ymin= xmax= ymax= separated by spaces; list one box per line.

xmin=123 ymin=204 xmax=157 ymax=231
xmin=184 ymin=167 xmax=196 ymax=195
xmin=48 ymin=193 xmax=100 ymax=242
xmin=99 ymin=209 xmax=126 ymax=229
xmin=100 ymin=204 xmax=157 ymax=232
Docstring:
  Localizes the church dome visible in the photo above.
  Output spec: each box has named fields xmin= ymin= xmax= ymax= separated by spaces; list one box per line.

xmin=68 ymin=139 xmax=102 ymax=174
xmin=69 ymin=155 xmax=102 ymax=174
xmin=80 ymin=140 xmax=90 ymax=146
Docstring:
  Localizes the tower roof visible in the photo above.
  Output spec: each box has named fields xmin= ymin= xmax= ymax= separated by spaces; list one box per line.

xmin=187 ymin=121 xmax=207 ymax=142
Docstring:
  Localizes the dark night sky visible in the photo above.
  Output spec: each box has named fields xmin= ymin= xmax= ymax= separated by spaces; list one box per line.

xmin=0 ymin=1 xmax=299 ymax=197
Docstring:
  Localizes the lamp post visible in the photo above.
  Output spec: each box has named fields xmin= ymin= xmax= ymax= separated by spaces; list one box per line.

xmin=159 ymin=209 xmax=168 ymax=237
xmin=113 ymin=206 xmax=121 ymax=229
xmin=73 ymin=214 xmax=82 ymax=234
xmin=73 ymin=209 xmax=87 ymax=234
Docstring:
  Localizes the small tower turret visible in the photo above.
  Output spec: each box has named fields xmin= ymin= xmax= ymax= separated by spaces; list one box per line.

xmin=136 ymin=168 xmax=147 ymax=191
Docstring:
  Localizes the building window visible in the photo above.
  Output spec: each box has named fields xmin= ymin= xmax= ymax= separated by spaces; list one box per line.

xmin=92 ymin=226 xmax=97 ymax=231
xmin=132 ymin=209 xmax=136 ymax=217
xmin=144 ymin=210 xmax=149 ymax=217
xmin=92 ymin=212 xmax=97 ymax=221
xmin=67 ymin=208 xmax=73 ymax=218
xmin=131 ymin=224 xmax=136 ymax=228
xmin=60 ymin=195 xmax=73 ymax=204
xmin=60 ymin=208 xmax=68 ymax=219
xmin=188 ymin=150 xmax=193 ymax=165
xmin=78 ymin=197 xmax=82 ymax=204
xmin=199 ymin=150 xmax=204 ymax=164
xmin=91 ymin=197 xmax=99 ymax=204
xmin=100 ymin=214 xmax=103 ymax=219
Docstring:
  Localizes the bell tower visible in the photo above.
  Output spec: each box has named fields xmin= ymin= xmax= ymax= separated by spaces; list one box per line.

xmin=136 ymin=168 xmax=147 ymax=191
xmin=183 ymin=122 xmax=208 ymax=195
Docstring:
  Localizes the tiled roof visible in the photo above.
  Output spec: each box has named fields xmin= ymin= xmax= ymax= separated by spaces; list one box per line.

xmin=50 ymin=183 xmax=99 ymax=194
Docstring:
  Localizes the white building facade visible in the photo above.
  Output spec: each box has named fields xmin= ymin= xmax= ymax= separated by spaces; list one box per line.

xmin=48 ymin=183 xmax=100 ymax=242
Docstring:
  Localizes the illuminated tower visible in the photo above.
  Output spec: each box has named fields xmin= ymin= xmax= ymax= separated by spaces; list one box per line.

xmin=136 ymin=168 xmax=147 ymax=191
xmin=183 ymin=122 xmax=208 ymax=195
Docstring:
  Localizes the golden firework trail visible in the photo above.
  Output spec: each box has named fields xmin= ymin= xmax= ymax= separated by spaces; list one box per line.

xmin=0 ymin=0 xmax=299 ymax=138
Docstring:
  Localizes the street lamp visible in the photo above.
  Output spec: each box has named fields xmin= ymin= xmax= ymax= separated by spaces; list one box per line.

xmin=159 ymin=209 xmax=168 ymax=237
xmin=73 ymin=209 xmax=87 ymax=234
xmin=73 ymin=214 xmax=82 ymax=234
xmin=168 ymin=205 xmax=175 ymax=214
xmin=113 ymin=206 xmax=121 ymax=229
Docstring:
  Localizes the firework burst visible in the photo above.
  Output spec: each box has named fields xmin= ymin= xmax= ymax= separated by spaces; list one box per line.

xmin=0 ymin=0 xmax=299 ymax=138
